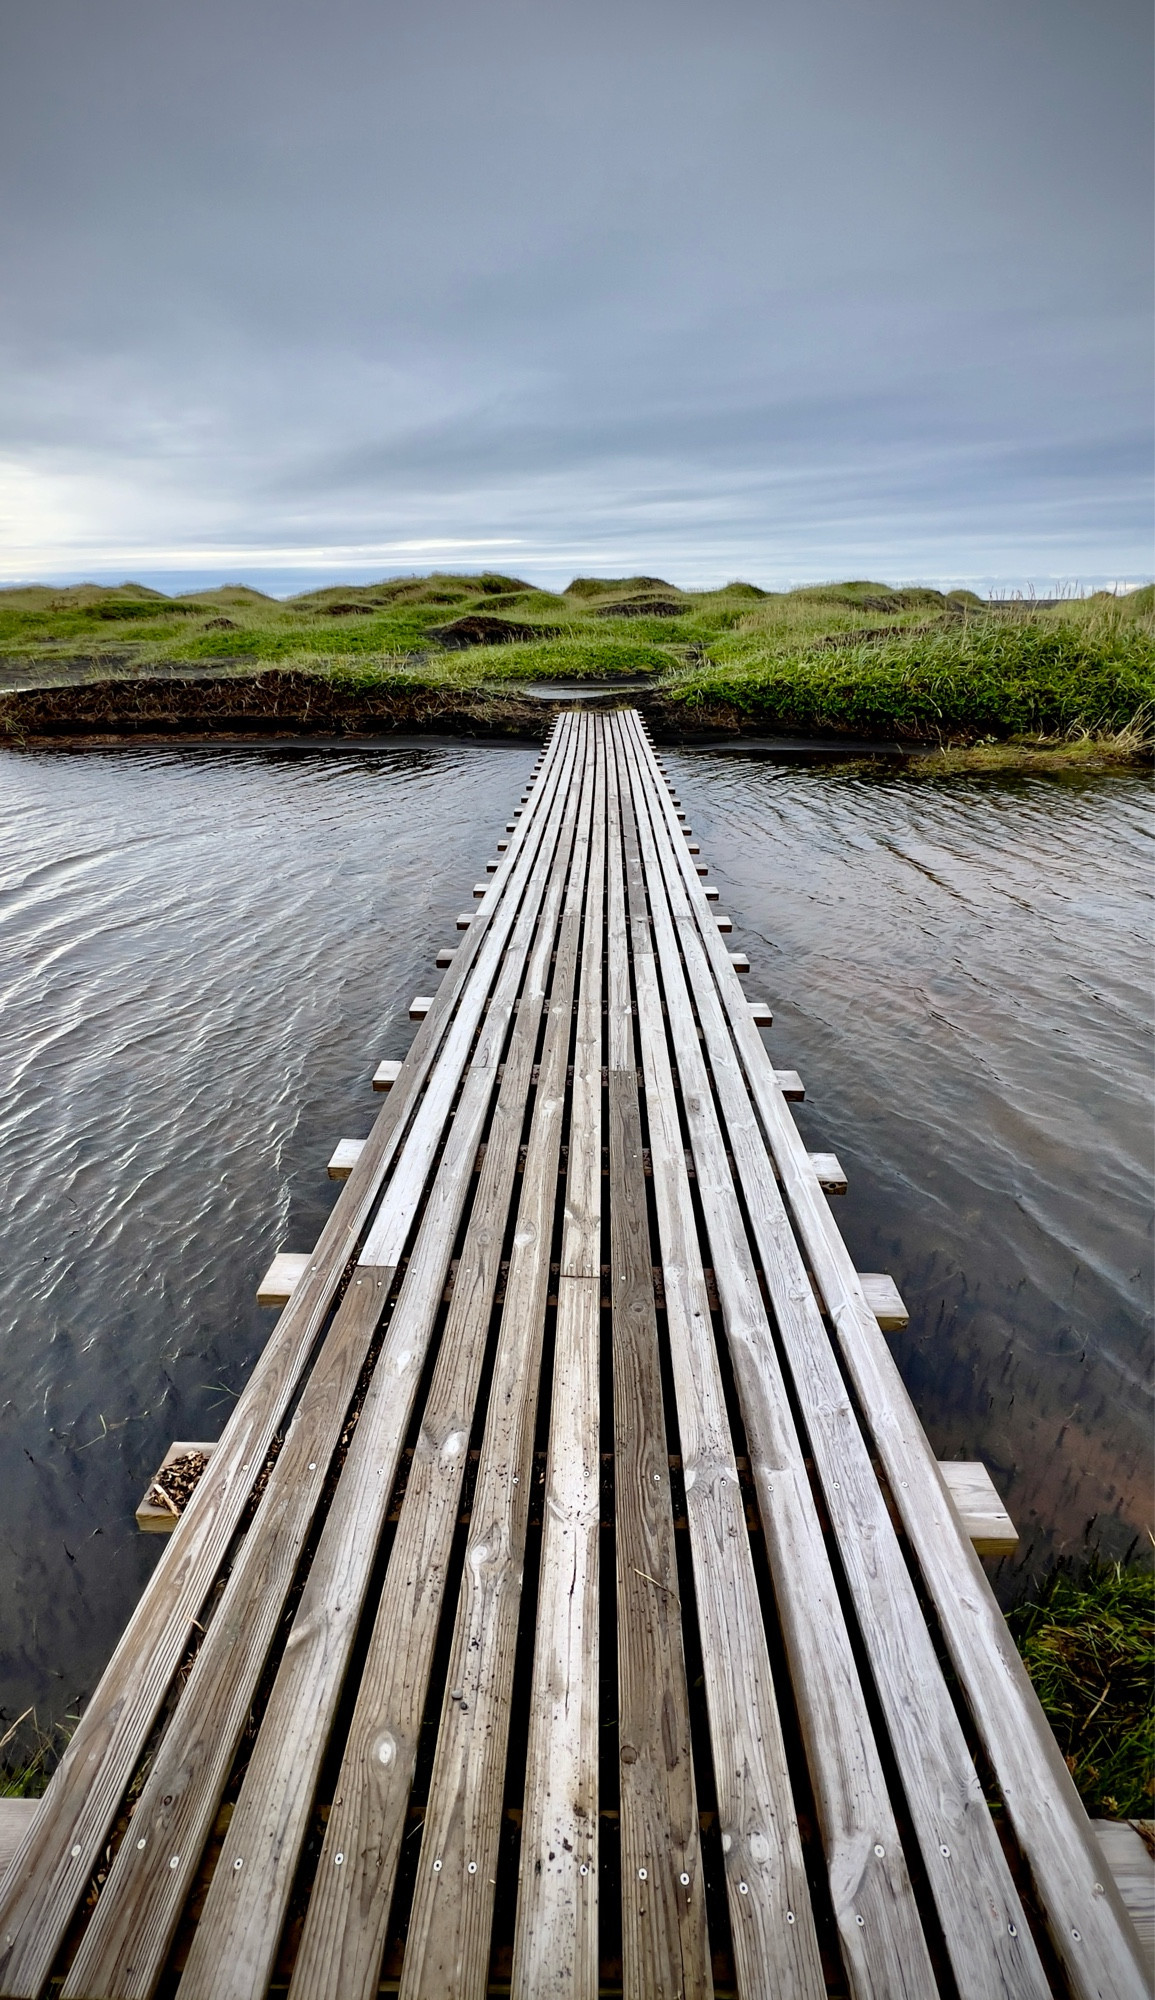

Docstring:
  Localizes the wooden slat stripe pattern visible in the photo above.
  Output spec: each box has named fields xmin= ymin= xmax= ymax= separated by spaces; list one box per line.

xmin=0 ymin=709 xmax=1144 ymax=2000
xmin=0 ymin=712 xmax=578 ymax=1999
xmin=618 ymin=709 xmax=1148 ymax=2000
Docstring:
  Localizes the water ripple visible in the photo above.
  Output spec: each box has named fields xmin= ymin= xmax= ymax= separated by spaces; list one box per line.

xmin=673 ymin=751 xmax=1152 ymax=1587
xmin=0 ymin=741 xmax=1149 ymax=1740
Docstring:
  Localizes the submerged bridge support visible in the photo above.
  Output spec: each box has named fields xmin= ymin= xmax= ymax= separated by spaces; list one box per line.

xmin=0 ymin=710 xmax=1145 ymax=1997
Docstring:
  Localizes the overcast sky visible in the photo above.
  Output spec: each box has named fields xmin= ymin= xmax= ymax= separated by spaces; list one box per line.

xmin=0 ymin=0 xmax=1150 ymax=594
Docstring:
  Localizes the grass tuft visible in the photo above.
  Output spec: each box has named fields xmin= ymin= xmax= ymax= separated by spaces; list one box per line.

xmin=664 ymin=604 xmax=1155 ymax=743
xmin=1009 ymin=1560 xmax=1154 ymax=1819
xmin=0 ymin=1712 xmax=66 ymax=1798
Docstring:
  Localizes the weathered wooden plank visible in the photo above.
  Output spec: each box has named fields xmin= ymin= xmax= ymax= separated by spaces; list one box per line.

xmin=372 ymin=1058 xmax=402 ymax=1091
xmin=0 ymin=1808 xmax=38 ymax=1888
xmin=176 ymin=772 xmax=588 ymax=2000
xmin=256 ymin=1249 xmax=309 ymax=1306
xmin=808 ymin=1150 xmax=847 ymax=1193
xmin=603 ymin=732 xmax=712 ymax=1999
xmin=624 ymin=708 xmax=1147 ymax=2000
xmin=135 ymin=1442 xmax=218 ymax=1534
xmin=1093 ymin=1824 xmax=1153 ymax=1973
xmin=62 ymin=1268 xmax=395 ymax=2000
xmin=856 ymin=1273 xmax=909 ymax=1330
xmin=71 ymin=722 xmax=587 ymax=2000
xmin=939 ymin=1462 xmax=1019 ymax=1557
xmin=326 ymin=1138 xmax=364 ymax=1180
xmin=0 ymin=714 xmax=578 ymax=1999
xmin=624 ymin=711 xmax=1052 ymax=1996
xmin=509 ymin=1272 xmax=601 ymax=1998
xmin=618 ymin=716 xmax=938 ymax=2000
xmin=354 ymin=727 xmax=578 ymax=1278
xmin=284 ymin=720 xmax=592 ymax=2000
xmin=510 ymin=724 xmax=607 ymax=2000
xmin=615 ymin=737 xmax=826 ymax=2000
xmin=397 ymin=725 xmax=596 ymax=2000
xmin=49 ymin=723 xmax=580 ymax=2000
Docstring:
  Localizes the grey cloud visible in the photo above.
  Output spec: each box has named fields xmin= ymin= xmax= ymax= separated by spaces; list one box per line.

xmin=0 ymin=0 xmax=1149 ymax=588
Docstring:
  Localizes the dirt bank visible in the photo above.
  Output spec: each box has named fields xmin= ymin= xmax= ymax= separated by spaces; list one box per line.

xmin=0 ymin=671 xmax=1148 ymax=773
xmin=0 ymin=671 xmax=553 ymax=745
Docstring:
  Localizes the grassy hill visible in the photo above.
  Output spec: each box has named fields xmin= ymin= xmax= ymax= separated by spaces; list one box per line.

xmin=0 ymin=573 xmax=1151 ymax=750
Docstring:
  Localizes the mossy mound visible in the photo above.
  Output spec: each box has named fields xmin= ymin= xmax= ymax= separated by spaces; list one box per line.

xmin=1 ymin=572 xmax=1150 ymax=743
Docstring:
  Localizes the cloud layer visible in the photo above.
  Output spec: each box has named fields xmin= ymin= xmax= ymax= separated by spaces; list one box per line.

xmin=1 ymin=0 xmax=1150 ymax=591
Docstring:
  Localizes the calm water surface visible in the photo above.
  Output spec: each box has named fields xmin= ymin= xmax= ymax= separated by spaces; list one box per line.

xmin=0 ymin=739 xmax=1150 ymax=1745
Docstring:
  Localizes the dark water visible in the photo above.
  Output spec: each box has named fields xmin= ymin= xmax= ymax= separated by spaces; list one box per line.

xmin=0 ymin=739 xmax=1150 ymax=1748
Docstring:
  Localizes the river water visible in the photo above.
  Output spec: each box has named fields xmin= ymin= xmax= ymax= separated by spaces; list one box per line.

xmin=0 ymin=738 xmax=1150 ymax=1748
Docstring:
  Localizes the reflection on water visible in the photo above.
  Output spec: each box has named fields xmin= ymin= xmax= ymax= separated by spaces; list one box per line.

xmin=0 ymin=739 xmax=1150 ymax=1743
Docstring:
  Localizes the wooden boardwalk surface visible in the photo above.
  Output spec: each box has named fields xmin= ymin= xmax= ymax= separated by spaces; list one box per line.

xmin=0 ymin=709 xmax=1146 ymax=1998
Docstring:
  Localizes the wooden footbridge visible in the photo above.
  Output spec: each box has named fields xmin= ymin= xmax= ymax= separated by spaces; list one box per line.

xmin=0 ymin=710 xmax=1146 ymax=1998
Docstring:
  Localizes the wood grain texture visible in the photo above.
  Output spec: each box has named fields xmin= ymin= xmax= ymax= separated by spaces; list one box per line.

xmin=604 ymin=734 xmax=713 ymax=2000
xmin=61 ymin=1272 xmax=390 ymax=2000
xmin=0 ymin=1809 xmax=37 ymax=1890
xmin=397 ymin=719 xmax=595 ymax=2000
xmin=617 ymin=747 xmax=826 ymax=2000
xmin=170 ymin=725 xmax=587 ymax=2000
xmin=1093 ymin=1824 xmax=1153 ymax=1973
xmin=618 ymin=715 xmax=939 ymax=2000
xmin=939 ymin=1463 xmax=1019 ymax=1556
xmin=510 ymin=724 xmax=606 ymax=2000
xmin=285 ymin=720 xmax=589 ymax=2000
xmin=0 ymin=715 xmax=575 ymax=2000
xmin=355 ymin=720 xmax=578 ymax=1272
xmin=624 ymin=708 xmax=1147 ymax=2000
xmin=15 ymin=709 xmax=1134 ymax=2000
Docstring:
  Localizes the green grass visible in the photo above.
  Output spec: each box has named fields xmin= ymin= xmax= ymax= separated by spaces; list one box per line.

xmin=0 ymin=1713 xmax=65 ymax=1799
xmin=1 ymin=1753 xmax=50 ymax=1799
xmin=1 ymin=572 xmax=1151 ymax=746
xmin=1009 ymin=1560 xmax=1154 ymax=1819
xmin=665 ymin=605 xmax=1155 ymax=742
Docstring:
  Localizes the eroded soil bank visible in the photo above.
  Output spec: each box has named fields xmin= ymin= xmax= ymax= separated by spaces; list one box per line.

xmin=0 ymin=670 xmax=1149 ymax=773
xmin=0 ymin=671 xmax=549 ymax=744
